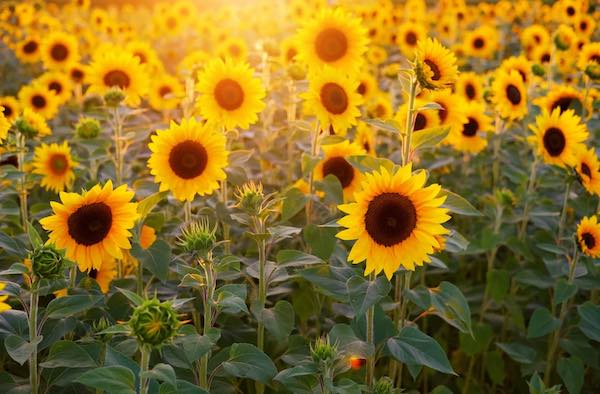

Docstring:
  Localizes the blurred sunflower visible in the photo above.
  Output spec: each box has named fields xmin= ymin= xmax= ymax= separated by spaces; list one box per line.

xmin=148 ymin=118 xmax=228 ymax=202
xmin=396 ymin=21 xmax=426 ymax=59
xmin=18 ymin=84 xmax=60 ymax=119
xmin=32 ymin=141 xmax=77 ymax=193
xmin=528 ymin=108 xmax=588 ymax=167
xmin=574 ymin=147 xmax=600 ymax=196
xmin=148 ymin=74 xmax=183 ymax=112
xmin=196 ymin=58 xmax=265 ymax=130
xmin=534 ymin=84 xmax=587 ymax=115
xmin=86 ymin=50 xmax=149 ymax=107
xmin=447 ymin=102 xmax=493 ymax=154
xmin=354 ymin=121 xmax=376 ymax=155
xmin=491 ymin=70 xmax=527 ymax=120
xmin=314 ymin=140 xmax=365 ymax=201
xmin=0 ymin=97 xmax=20 ymax=122
xmin=455 ymin=72 xmax=483 ymax=102
xmin=41 ymin=31 xmax=79 ymax=70
xmin=303 ymin=66 xmax=362 ymax=135
xmin=296 ymin=7 xmax=368 ymax=73
xmin=87 ymin=258 xmax=116 ymax=293
xmin=414 ymin=38 xmax=459 ymax=90
xmin=40 ymin=181 xmax=139 ymax=272
xmin=577 ymin=216 xmax=600 ymax=258
xmin=337 ymin=164 xmax=450 ymax=279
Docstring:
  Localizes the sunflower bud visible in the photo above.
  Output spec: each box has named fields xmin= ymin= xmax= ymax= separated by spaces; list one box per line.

xmin=531 ymin=64 xmax=546 ymax=77
xmin=287 ymin=63 xmax=306 ymax=81
xmin=30 ymin=245 xmax=64 ymax=280
xmin=75 ymin=117 xmax=101 ymax=139
xmin=373 ymin=377 xmax=395 ymax=394
xmin=104 ymin=88 xmax=125 ymax=107
xmin=310 ymin=336 xmax=337 ymax=366
xmin=585 ymin=63 xmax=600 ymax=81
xmin=129 ymin=297 xmax=180 ymax=348
xmin=177 ymin=217 xmax=216 ymax=257
xmin=235 ymin=181 xmax=264 ymax=216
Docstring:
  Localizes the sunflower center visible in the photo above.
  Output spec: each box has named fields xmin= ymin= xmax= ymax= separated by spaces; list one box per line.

xmin=465 ymin=83 xmax=476 ymax=99
xmin=103 ymin=69 xmax=131 ymax=89
xmin=32 ymin=94 xmax=47 ymax=109
xmin=159 ymin=86 xmax=172 ymax=98
xmin=50 ymin=43 xmax=68 ymax=61
xmin=365 ymin=192 xmax=417 ymax=247
xmin=424 ymin=59 xmax=441 ymax=81
xmin=414 ymin=113 xmax=426 ymax=131
xmin=315 ymin=27 xmax=348 ymax=62
xmin=581 ymin=163 xmax=592 ymax=178
xmin=462 ymin=117 xmax=479 ymax=137
xmin=473 ymin=37 xmax=485 ymax=49
xmin=322 ymin=156 xmax=354 ymax=188
xmin=169 ymin=140 xmax=208 ymax=179
xmin=543 ymin=127 xmax=566 ymax=157
xmin=505 ymin=84 xmax=521 ymax=105
xmin=214 ymin=78 xmax=244 ymax=111
xmin=405 ymin=31 xmax=417 ymax=45
xmin=49 ymin=81 xmax=62 ymax=94
xmin=68 ymin=202 xmax=113 ymax=246
xmin=320 ymin=82 xmax=348 ymax=115
xmin=23 ymin=40 xmax=38 ymax=54
xmin=88 ymin=268 xmax=99 ymax=279
xmin=49 ymin=153 xmax=68 ymax=175
xmin=582 ymin=232 xmax=596 ymax=249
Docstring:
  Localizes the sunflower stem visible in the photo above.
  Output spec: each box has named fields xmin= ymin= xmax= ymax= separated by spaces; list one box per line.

xmin=16 ymin=133 xmax=29 ymax=231
xmin=28 ymin=280 xmax=39 ymax=394
xmin=366 ymin=272 xmax=376 ymax=389
xmin=199 ymin=258 xmax=214 ymax=390
xmin=557 ymin=180 xmax=572 ymax=243
xmin=139 ymin=345 xmax=150 ymax=394
xmin=306 ymin=121 xmax=321 ymax=226
xmin=401 ymin=77 xmax=418 ymax=166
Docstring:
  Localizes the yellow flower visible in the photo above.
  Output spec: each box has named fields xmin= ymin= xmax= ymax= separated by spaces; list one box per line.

xmin=337 ymin=164 xmax=450 ymax=279
xmin=414 ymin=38 xmax=459 ymax=90
xmin=196 ymin=58 xmax=265 ymax=130
xmin=314 ymin=140 xmax=365 ymax=202
xmin=40 ymin=181 xmax=139 ymax=272
xmin=577 ymin=216 xmax=600 ymax=258
xmin=491 ymin=70 xmax=527 ymax=121
xmin=32 ymin=141 xmax=77 ymax=193
xmin=148 ymin=118 xmax=228 ymax=202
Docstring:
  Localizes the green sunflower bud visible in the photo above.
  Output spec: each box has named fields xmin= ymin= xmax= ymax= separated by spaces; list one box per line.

xmin=287 ymin=63 xmax=306 ymax=81
xmin=129 ymin=297 xmax=180 ymax=348
xmin=30 ymin=245 xmax=64 ymax=280
xmin=585 ymin=63 xmax=600 ymax=81
xmin=373 ymin=377 xmax=396 ymax=394
xmin=177 ymin=217 xmax=217 ymax=257
xmin=235 ymin=181 xmax=264 ymax=216
xmin=531 ymin=64 xmax=546 ymax=77
xmin=75 ymin=117 xmax=101 ymax=139
xmin=310 ymin=336 xmax=337 ymax=365
xmin=104 ymin=88 xmax=125 ymax=107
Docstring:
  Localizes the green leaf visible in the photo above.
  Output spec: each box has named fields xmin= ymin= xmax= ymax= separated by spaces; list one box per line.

xmin=27 ymin=222 xmax=43 ymax=249
xmin=557 ymin=357 xmax=584 ymax=394
xmin=143 ymin=363 xmax=177 ymax=388
xmin=554 ymin=279 xmax=577 ymax=305
xmin=496 ymin=342 xmax=536 ymax=364
xmin=5 ymin=334 xmax=42 ymax=365
xmin=45 ymin=295 xmax=103 ymax=319
xmin=281 ymin=187 xmax=307 ymax=222
xmin=429 ymin=282 xmax=472 ymax=334
xmin=130 ymin=239 xmax=171 ymax=281
xmin=412 ymin=126 xmax=450 ymax=150
xmin=527 ymin=307 xmax=560 ymax=338
xmin=486 ymin=269 xmax=510 ymax=302
xmin=115 ymin=287 xmax=144 ymax=307
xmin=387 ymin=327 xmax=455 ymax=375
xmin=76 ymin=366 xmax=136 ymax=394
xmin=40 ymin=340 xmax=97 ymax=368
xmin=346 ymin=275 xmax=391 ymax=317
xmin=137 ymin=191 xmax=168 ymax=219
xmin=221 ymin=343 xmax=278 ymax=384
xmin=440 ymin=189 xmax=482 ymax=216
xmin=262 ymin=300 xmax=295 ymax=341
xmin=577 ymin=302 xmax=600 ymax=342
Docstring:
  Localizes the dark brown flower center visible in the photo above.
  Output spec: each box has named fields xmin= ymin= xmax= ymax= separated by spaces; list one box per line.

xmin=473 ymin=37 xmax=485 ymax=49
xmin=31 ymin=94 xmax=47 ymax=109
xmin=322 ymin=156 xmax=354 ymax=188
xmin=462 ymin=117 xmax=479 ymax=137
xmin=581 ymin=162 xmax=592 ymax=178
xmin=582 ymin=232 xmax=595 ymax=249
xmin=365 ymin=192 xmax=417 ymax=247
xmin=543 ymin=127 xmax=566 ymax=157
xmin=405 ymin=31 xmax=417 ymax=45
xmin=424 ymin=59 xmax=441 ymax=81
xmin=49 ymin=153 xmax=68 ymax=175
xmin=50 ymin=43 xmax=68 ymax=61
xmin=103 ymin=70 xmax=130 ymax=89
xmin=320 ymin=82 xmax=348 ymax=115
xmin=505 ymin=84 xmax=521 ymax=105
xmin=214 ymin=78 xmax=244 ymax=111
xmin=315 ymin=27 xmax=348 ymax=62
xmin=49 ymin=81 xmax=62 ymax=94
xmin=465 ymin=83 xmax=476 ymax=99
xmin=414 ymin=113 xmax=426 ymax=131
xmin=23 ymin=40 xmax=38 ymax=54
xmin=168 ymin=140 xmax=208 ymax=179
xmin=68 ymin=202 xmax=113 ymax=246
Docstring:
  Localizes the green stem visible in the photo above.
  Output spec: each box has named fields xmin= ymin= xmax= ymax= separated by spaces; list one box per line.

xmin=28 ymin=282 xmax=39 ymax=394
xmin=139 ymin=346 xmax=150 ymax=394
xmin=306 ymin=121 xmax=321 ymax=226
xmin=199 ymin=260 xmax=214 ymax=390
xmin=17 ymin=133 xmax=28 ymax=231
xmin=557 ymin=180 xmax=572 ymax=243
xmin=402 ymin=78 xmax=418 ymax=166
xmin=366 ymin=273 xmax=376 ymax=389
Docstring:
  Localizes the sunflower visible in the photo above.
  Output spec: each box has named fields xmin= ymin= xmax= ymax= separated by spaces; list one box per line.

xmin=87 ymin=258 xmax=116 ymax=293
xmin=455 ymin=72 xmax=483 ymax=102
xmin=396 ymin=21 xmax=427 ymax=59
xmin=314 ymin=140 xmax=365 ymax=201
xmin=574 ymin=146 xmax=600 ymax=196
xmin=356 ymin=70 xmax=378 ymax=101
xmin=500 ymin=56 xmax=532 ymax=84
xmin=447 ymin=102 xmax=493 ymax=154
xmin=533 ymin=84 xmax=587 ymax=115
xmin=0 ymin=282 xmax=11 ymax=313
xmin=41 ymin=31 xmax=79 ymax=70
xmin=354 ymin=121 xmax=376 ymax=155
xmin=38 ymin=72 xmax=72 ymax=105
xmin=528 ymin=108 xmax=588 ymax=167
xmin=395 ymin=98 xmax=440 ymax=133
xmin=302 ymin=66 xmax=362 ymax=135
xmin=148 ymin=73 xmax=183 ymax=111
xmin=40 ymin=181 xmax=139 ymax=272
xmin=0 ymin=96 xmax=20 ymax=122
xmin=15 ymin=35 xmax=41 ymax=64
xmin=196 ymin=58 xmax=265 ymax=130
xmin=148 ymin=117 xmax=228 ymax=202
xmin=86 ymin=50 xmax=149 ymax=107
xmin=577 ymin=42 xmax=600 ymax=71
xmin=18 ymin=84 xmax=60 ymax=119
xmin=414 ymin=38 xmax=459 ymax=90
xmin=337 ymin=164 xmax=450 ymax=279
xmin=577 ymin=216 xmax=600 ymax=258
xmin=463 ymin=26 xmax=498 ymax=59
xmin=32 ymin=141 xmax=77 ymax=193
xmin=296 ymin=7 xmax=368 ymax=74
xmin=18 ymin=108 xmax=52 ymax=137
xmin=491 ymin=70 xmax=527 ymax=121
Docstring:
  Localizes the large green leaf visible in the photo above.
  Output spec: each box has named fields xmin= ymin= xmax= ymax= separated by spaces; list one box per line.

xmin=346 ymin=275 xmax=391 ymax=317
xmin=387 ymin=327 xmax=455 ymax=375
xmin=75 ymin=366 xmax=136 ymax=394
xmin=221 ymin=343 xmax=278 ymax=384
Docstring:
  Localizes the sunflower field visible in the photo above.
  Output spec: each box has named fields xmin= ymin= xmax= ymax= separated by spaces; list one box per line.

xmin=0 ymin=0 xmax=600 ymax=393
